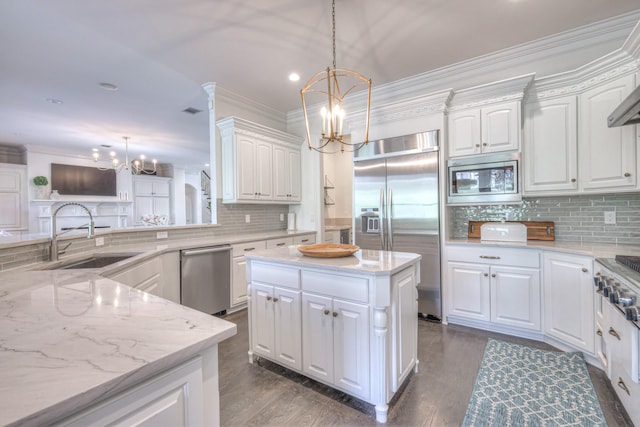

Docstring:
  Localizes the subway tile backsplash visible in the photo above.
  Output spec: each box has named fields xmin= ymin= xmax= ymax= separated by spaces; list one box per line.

xmin=450 ymin=193 xmax=640 ymax=244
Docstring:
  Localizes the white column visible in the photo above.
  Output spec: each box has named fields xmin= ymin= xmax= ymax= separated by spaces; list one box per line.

xmin=201 ymin=82 xmax=218 ymax=225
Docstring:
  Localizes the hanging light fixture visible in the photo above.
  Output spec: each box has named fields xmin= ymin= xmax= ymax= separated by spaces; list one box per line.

xmin=92 ymin=136 xmax=157 ymax=175
xmin=300 ymin=0 xmax=372 ymax=153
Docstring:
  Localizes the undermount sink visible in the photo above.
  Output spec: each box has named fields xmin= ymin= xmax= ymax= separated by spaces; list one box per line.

xmin=48 ymin=254 xmax=140 ymax=270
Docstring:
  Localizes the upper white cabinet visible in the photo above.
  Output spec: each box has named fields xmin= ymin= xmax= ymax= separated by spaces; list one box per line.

xmin=524 ymin=96 xmax=578 ymax=193
xmin=133 ymin=176 xmax=172 ymax=224
xmin=448 ymin=101 xmax=521 ymax=157
xmin=217 ymin=117 xmax=303 ymax=204
xmin=0 ymin=164 xmax=28 ymax=230
xmin=579 ymin=74 xmax=636 ymax=191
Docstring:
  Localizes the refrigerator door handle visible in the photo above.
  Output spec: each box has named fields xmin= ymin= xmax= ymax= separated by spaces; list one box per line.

xmin=387 ymin=187 xmax=393 ymax=250
xmin=379 ymin=188 xmax=385 ymax=249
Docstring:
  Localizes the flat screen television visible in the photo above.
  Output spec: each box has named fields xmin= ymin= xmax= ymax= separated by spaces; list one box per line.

xmin=51 ymin=163 xmax=117 ymax=196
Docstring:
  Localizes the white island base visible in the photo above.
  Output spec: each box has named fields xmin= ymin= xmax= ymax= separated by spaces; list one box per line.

xmin=245 ymin=246 xmax=421 ymax=423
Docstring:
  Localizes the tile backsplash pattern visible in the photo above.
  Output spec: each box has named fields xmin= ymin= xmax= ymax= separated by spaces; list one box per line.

xmin=0 ymin=200 xmax=289 ymax=271
xmin=451 ymin=193 xmax=640 ymax=244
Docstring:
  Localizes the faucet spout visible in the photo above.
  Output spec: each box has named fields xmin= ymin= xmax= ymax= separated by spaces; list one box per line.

xmin=50 ymin=202 xmax=95 ymax=261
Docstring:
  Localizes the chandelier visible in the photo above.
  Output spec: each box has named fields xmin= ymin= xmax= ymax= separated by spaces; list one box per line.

xmin=92 ymin=136 xmax=157 ymax=175
xmin=300 ymin=0 xmax=372 ymax=153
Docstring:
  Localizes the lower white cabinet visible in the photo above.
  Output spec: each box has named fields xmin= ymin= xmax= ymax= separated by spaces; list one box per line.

xmin=446 ymin=246 xmax=541 ymax=332
xmin=543 ymin=252 xmax=594 ymax=354
xmin=301 ymin=293 xmax=369 ymax=399
xmin=106 ymin=252 xmax=180 ymax=304
xmin=0 ymin=164 xmax=27 ymax=230
xmin=56 ymin=357 xmax=204 ymax=427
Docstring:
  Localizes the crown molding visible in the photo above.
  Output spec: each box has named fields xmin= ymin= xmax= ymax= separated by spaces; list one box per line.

xmin=216 ymin=116 xmax=302 ymax=147
xmin=447 ymin=74 xmax=535 ymax=111
xmin=622 ymin=19 xmax=640 ymax=61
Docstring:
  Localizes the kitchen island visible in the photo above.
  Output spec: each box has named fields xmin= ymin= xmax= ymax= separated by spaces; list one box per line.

xmin=245 ymin=246 xmax=421 ymax=423
xmin=0 ymin=269 xmax=236 ymax=427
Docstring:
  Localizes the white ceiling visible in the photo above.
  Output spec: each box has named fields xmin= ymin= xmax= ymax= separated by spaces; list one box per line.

xmin=1 ymin=1 xmax=639 ymax=170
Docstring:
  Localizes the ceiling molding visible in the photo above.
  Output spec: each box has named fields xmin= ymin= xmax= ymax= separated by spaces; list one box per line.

xmin=448 ymin=74 xmax=535 ymax=111
xmin=216 ymin=116 xmax=302 ymax=148
xmin=214 ymin=85 xmax=287 ymax=127
xmin=622 ymin=19 xmax=640 ymax=61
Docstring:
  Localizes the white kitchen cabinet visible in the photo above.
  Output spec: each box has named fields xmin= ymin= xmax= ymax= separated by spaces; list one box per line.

xmin=579 ymin=74 xmax=636 ymax=191
xmin=266 ymin=237 xmax=294 ymax=249
xmin=133 ymin=176 xmax=171 ymax=224
xmin=230 ymin=240 xmax=267 ymax=310
xmin=448 ymin=101 xmax=520 ymax=157
xmin=543 ymin=252 xmax=594 ymax=354
xmin=273 ymin=145 xmax=301 ymax=202
xmin=523 ymin=96 xmax=578 ymax=193
xmin=217 ymin=117 xmax=303 ymax=204
xmin=446 ymin=246 xmax=541 ymax=333
xmin=0 ymin=164 xmax=28 ymax=230
xmin=293 ymin=234 xmax=315 ymax=245
xmin=56 ymin=357 xmax=204 ymax=427
xmin=301 ymin=293 xmax=370 ymax=399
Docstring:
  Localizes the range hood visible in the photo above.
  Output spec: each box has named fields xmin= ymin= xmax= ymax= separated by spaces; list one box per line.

xmin=608 ymin=84 xmax=640 ymax=127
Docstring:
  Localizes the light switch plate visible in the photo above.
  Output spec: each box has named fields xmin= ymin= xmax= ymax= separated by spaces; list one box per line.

xmin=280 ymin=213 xmax=284 ymax=221
xmin=156 ymin=231 xmax=168 ymax=239
xmin=95 ymin=237 xmax=105 ymax=247
xmin=245 ymin=215 xmax=251 ymax=223
xmin=604 ymin=211 xmax=616 ymax=225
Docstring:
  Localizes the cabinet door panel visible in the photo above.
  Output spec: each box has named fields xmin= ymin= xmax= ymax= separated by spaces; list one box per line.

xmin=524 ymin=96 xmax=578 ymax=193
xmin=490 ymin=266 xmax=541 ymax=331
xmin=333 ymin=299 xmax=369 ymax=399
xmin=256 ymin=141 xmax=273 ymax=199
xmin=302 ymin=293 xmax=333 ymax=382
xmin=237 ymin=136 xmax=257 ymax=199
xmin=273 ymin=145 xmax=289 ymax=200
xmin=482 ymin=101 xmax=520 ymax=153
xmin=0 ymin=193 xmax=22 ymax=229
xmin=288 ymin=149 xmax=301 ymax=201
xmin=231 ymin=256 xmax=248 ymax=306
xmin=448 ymin=262 xmax=490 ymax=321
xmin=251 ymin=284 xmax=275 ymax=358
xmin=394 ymin=267 xmax=417 ymax=389
xmin=580 ymin=75 xmax=636 ymax=190
xmin=448 ymin=110 xmax=481 ymax=157
xmin=274 ymin=287 xmax=302 ymax=370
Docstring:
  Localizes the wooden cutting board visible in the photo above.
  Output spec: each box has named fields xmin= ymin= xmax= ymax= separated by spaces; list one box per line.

xmin=468 ymin=221 xmax=555 ymax=241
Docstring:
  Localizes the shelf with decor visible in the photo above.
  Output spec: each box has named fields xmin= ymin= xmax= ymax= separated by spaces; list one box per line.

xmin=324 ymin=175 xmax=336 ymax=206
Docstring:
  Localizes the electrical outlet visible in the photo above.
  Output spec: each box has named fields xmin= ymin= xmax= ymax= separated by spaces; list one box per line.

xmin=245 ymin=214 xmax=251 ymax=223
xmin=280 ymin=213 xmax=284 ymax=221
xmin=604 ymin=211 xmax=616 ymax=225
xmin=156 ymin=231 xmax=168 ymax=239
xmin=95 ymin=237 xmax=105 ymax=247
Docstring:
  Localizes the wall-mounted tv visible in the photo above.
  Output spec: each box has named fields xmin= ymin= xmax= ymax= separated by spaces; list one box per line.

xmin=51 ymin=163 xmax=117 ymax=196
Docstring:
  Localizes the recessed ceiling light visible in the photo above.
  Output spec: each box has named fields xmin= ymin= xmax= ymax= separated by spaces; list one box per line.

xmin=99 ymin=82 xmax=119 ymax=91
xmin=289 ymin=73 xmax=300 ymax=82
xmin=92 ymin=148 xmax=99 ymax=152
xmin=205 ymin=163 xmax=210 ymax=167
xmin=45 ymin=98 xmax=63 ymax=105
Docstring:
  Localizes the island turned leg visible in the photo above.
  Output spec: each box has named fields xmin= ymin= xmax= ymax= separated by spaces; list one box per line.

xmin=373 ymin=306 xmax=389 ymax=423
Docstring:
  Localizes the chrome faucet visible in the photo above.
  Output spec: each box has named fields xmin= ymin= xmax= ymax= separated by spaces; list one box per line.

xmin=50 ymin=202 xmax=95 ymax=261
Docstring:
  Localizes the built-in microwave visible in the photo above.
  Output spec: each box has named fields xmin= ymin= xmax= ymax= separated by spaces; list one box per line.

xmin=447 ymin=152 xmax=521 ymax=204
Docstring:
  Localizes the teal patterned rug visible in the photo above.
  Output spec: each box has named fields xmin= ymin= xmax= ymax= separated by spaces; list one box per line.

xmin=462 ymin=339 xmax=607 ymax=426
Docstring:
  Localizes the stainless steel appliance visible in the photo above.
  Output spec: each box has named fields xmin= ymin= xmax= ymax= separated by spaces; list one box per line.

xmin=608 ymin=84 xmax=640 ymax=127
xmin=353 ymin=131 xmax=441 ymax=320
xmin=595 ymin=256 xmax=640 ymax=329
xmin=180 ymin=245 xmax=231 ymax=315
xmin=447 ymin=152 xmax=520 ymax=205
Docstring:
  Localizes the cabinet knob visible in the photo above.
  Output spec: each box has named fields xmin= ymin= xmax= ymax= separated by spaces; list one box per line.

xmin=475 ymin=144 xmax=480 ymax=148
xmin=482 ymin=143 xmax=487 ymax=146
xmin=491 ymin=273 xmax=496 ymax=278
xmin=571 ymin=178 xmax=577 ymax=183
xmin=608 ymin=327 xmax=621 ymax=340
xmin=581 ymin=267 xmax=588 ymax=273
xmin=624 ymin=172 xmax=631 ymax=177
xmin=617 ymin=377 xmax=630 ymax=395
xmin=323 ymin=309 xmax=330 ymax=315
xmin=332 ymin=311 xmax=338 ymax=317
xmin=484 ymin=273 xmax=489 ymax=277
xmin=266 ymin=296 xmax=272 ymax=301
xmin=273 ymin=297 xmax=279 ymax=303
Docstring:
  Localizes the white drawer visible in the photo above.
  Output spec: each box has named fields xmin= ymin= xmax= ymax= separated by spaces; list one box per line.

xmin=447 ymin=245 xmax=540 ymax=268
xmin=266 ymin=237 xmax=294 ymax=249
xmin=251 ymin=262 xmax=300 ymax=289
xmin=232 ymin=240 xmax=266 ymax=257
xmin=293 ymin=234 xmax=315 ymax=245
xmin=610 ymin=363 xmax=640 ymax=426
xmin=302 ymin=270 xmax=369 ymax=303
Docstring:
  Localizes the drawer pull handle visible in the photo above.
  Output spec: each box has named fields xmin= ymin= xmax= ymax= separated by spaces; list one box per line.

xmin=332 ymin=312 xmax=338 ymax=317
xmin=266 ymin=296 xmax=272 ymax=301
xmin=597 ymin=329 xmax=603 ymax=336
xmin=479 ymin=255 xmax=501 ymax=259
xmin=617 ymin=377 xmax=630 ymax=395
xmin=581 ymin=268 xmax=588 ymax=273
xmin=244 ymin=247 xmax=256 ymax=252
xmin=608 ymin=327 xmax=621 ymax=340
xmin=301 ymin=239 xmax=309 ymax=242
xmin=276 ymin=242 xmax=286 ymax=246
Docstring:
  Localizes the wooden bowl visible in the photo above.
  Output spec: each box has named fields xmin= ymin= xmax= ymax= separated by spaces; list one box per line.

xmin=298 ymin=243 xmax=360 ymax=258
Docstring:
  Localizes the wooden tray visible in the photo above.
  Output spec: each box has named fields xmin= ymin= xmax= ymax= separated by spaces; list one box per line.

xmin=298 ymin=243 xmax=360 ymax=258
xmin=468 ymin=221 xmax=555 ymax=241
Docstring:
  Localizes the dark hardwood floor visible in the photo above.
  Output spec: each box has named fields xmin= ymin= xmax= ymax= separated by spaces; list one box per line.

xmin=218 ymin=309 xmax=633 ymax=426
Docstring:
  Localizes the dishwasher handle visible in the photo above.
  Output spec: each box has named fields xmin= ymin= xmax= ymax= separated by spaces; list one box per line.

xmin=182 ymin=245 xmax=231 ymax=257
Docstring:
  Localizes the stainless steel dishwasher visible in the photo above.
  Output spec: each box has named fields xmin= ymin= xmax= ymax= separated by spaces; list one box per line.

xmin=180 ymin=245 xmax=231 ymax=315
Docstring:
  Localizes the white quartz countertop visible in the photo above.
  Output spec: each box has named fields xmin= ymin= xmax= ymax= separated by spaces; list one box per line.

xmin=0 ymin=270 xmax=237 ymax=426
xmin=446 ymin=238 xmax=640 ymax=259
xmin=246 ymin=246 xmax=421 ymax=275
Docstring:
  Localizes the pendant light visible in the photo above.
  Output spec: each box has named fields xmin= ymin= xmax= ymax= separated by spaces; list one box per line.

xmin=300 ymin=0 xmax=372 ymax=153
xmin=92 ymin=136 xmax=157 ymax=175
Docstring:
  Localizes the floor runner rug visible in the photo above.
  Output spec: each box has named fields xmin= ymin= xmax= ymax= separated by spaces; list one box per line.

xmin=462 ymin=339 xmax=607 ymax=426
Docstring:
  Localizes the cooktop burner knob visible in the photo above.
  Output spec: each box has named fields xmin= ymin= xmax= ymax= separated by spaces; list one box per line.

xmin=625 ymin=306 xmax=639 ymax=321
xmin=619 ymin=291 xmax=637 ymax=307
xmin=610 ymin=290 xmax=620 ymax=304
xmin=603 ymin=286 xmax=613 ymax=297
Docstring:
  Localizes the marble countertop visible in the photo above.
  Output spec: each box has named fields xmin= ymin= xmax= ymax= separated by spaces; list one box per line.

xmin=324 ymin=225 xmax=351 ymax=231
xmin=246 ymin=246 xmax=421 ymax=275
xmin=0 ymin=269 xmax=237 ymax=426
xmin=446 ymin=238 xmax=640 ymax=259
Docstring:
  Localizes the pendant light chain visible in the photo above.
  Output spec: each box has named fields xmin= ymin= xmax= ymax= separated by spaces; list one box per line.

xmin=332 ymin=0 xmax=336 ymax=69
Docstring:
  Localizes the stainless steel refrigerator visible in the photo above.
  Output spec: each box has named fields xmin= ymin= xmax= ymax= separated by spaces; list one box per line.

xmin=353 ymin=131 xmax=441 ymax=320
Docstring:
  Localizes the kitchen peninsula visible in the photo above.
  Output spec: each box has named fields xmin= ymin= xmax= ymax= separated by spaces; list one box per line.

xmin=245 ymin=246 xmax=421 ymax=423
